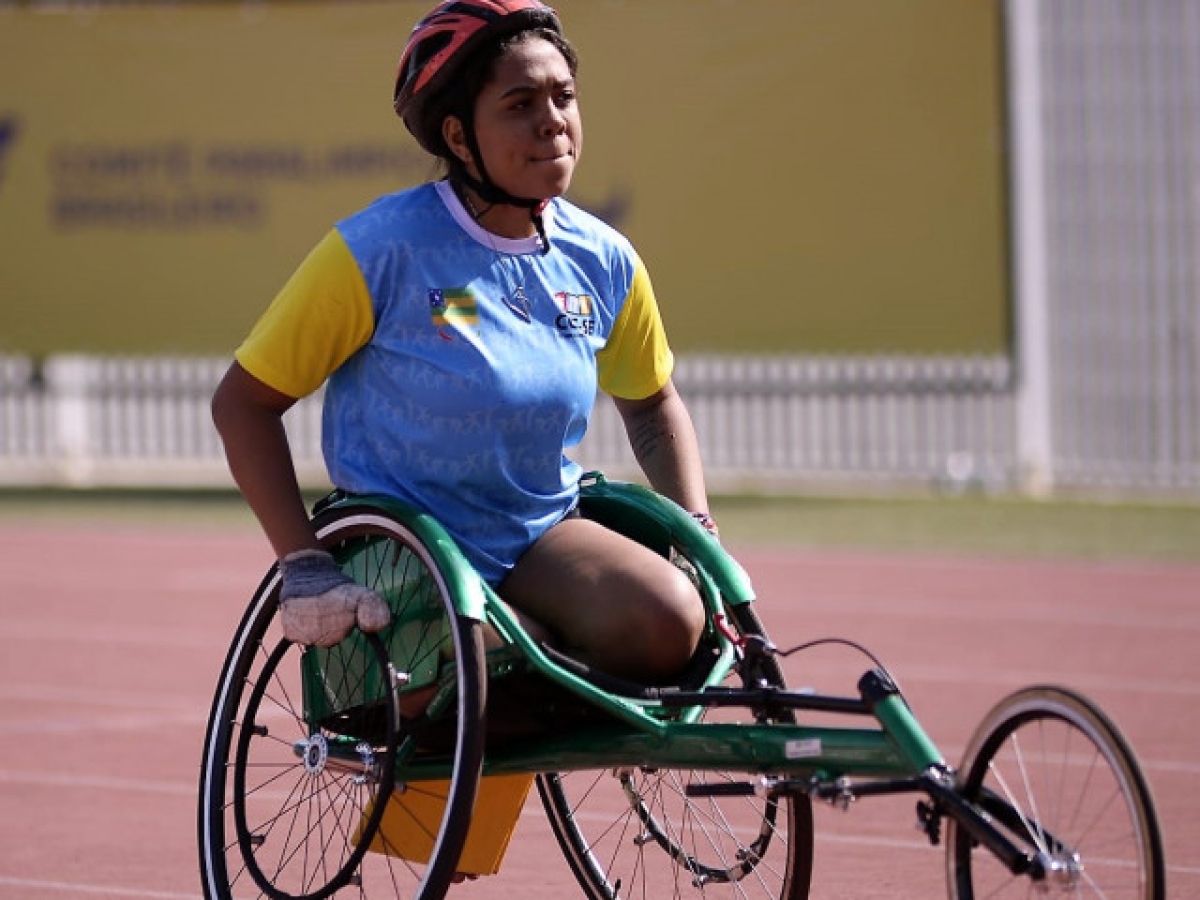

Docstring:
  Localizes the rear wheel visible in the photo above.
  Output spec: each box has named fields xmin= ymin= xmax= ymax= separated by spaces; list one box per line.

xmin=234 ymin=631 xmax=398 ymax=900
xmin=199 ymin=506 xmax=487 ymax=900
xmin=537 ymin=603 xmax=815 ymax=900
xmin=946 ymin=686 xmax=1164 ymax=899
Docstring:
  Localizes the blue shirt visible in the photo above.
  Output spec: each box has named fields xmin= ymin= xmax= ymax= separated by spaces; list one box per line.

xmin=237 ymin=181 xmax=673 ymax=584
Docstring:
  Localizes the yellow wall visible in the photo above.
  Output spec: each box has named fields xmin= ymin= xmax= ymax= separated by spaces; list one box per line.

xmin=0 ymin=0 xmax=1008 ymax=355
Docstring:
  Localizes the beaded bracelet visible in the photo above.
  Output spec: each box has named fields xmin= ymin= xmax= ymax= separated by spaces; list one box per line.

xmin=690 ymin=511 xmax=719 ymax=537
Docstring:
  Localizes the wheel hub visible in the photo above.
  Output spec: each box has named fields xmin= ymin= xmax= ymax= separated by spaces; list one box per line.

xmin=1040 ymin=852 xmax=1083 ymax=892
xmin=299 ymin=734 xmax=329 ymax=775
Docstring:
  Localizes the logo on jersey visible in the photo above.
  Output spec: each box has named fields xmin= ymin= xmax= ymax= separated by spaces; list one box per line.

xmin=553 ymin=292 xmax=596 ymax=337
xmin=429 ymin=288 xmax=479 ymax=329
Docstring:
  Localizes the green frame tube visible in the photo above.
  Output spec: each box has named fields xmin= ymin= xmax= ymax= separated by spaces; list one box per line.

xmin=316 ymin=474 xmax=949 ymax=795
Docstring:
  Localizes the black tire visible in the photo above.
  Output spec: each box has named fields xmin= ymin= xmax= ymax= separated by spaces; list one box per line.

xmin=199 ymin=506 xmax=487 ymax=900
xmin=946 ymin=686 xmax=1164 ymax=900
xmin=537 ymin=603 xmax=816 ymax=900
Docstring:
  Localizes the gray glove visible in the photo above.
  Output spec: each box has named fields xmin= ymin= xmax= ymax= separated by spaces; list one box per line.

xmin=278 ymin=549 xmax=392 ymax=648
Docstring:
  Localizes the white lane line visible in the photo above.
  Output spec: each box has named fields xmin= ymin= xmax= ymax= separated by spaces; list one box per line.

xmin=0 ymin=620 xmax=227 ymax=648
xmin=0 ymin=876 xmax=199 ymax=899
xmin=0 ymin=769 xmax=196 ymax=796
xmin=0 ymin=710 xmax=203 ymax=736
xmin=0 ymin=682 xmax=206 ymax=709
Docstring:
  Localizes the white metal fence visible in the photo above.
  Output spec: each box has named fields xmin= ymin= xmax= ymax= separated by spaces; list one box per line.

xmin=0 ymin=336 xmax=1193 ymax=495
xmin=1009 ymin=0 xmax=1200 ymax=494
xmin=584 ymin=355 xmax=1015 ymax=492
xmin=0 ymin=353 xmax=1017 ymax=493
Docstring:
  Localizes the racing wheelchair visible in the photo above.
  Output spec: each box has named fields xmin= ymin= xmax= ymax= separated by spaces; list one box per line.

xmin=198 ymin=473 xmax=1164 ymax=900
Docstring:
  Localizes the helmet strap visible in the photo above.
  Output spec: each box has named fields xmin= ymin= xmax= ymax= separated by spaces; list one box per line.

xmin=454 ymin=119 xmax=552 ymax=254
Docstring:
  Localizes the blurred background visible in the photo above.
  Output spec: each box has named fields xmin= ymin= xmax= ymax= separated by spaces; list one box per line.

xmin=0 ymin=0 xmax=1196 ymax=504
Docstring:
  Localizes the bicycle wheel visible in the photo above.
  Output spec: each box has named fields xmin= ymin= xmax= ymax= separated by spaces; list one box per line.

xmin=946 ymin=686 xmax=1164 ymax=900
xmin=199 ymin=506 xmax=487 ymax=900
xmin=538 ymin=603 xmax=815 ymax=900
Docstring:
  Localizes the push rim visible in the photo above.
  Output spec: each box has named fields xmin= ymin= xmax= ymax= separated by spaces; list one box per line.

xmin=198 ymin=508 xmax=487 ymax=900
xmin=232 ymin=632 xmax=399 ymax=900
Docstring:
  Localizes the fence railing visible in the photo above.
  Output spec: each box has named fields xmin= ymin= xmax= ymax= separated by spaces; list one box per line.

xmin=0 ymin=352 xmax=1017 ymax=493
xmin=1009 ymin=0 xmax=1200 ymax=497
xmin=580 ymin=355 xmax=1016 ymax=493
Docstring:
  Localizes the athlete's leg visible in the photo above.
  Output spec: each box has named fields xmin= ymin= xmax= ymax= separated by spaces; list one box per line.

xmin=498 ymin=517 xmax=705 ymax=683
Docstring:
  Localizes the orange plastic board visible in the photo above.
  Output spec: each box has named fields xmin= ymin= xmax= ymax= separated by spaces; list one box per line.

xmin=366 ymin=774 xmax=534 ymax=876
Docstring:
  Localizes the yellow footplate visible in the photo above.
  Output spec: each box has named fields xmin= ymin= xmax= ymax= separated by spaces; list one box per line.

xmin=366 ymin=774 xmax=534 ymax=876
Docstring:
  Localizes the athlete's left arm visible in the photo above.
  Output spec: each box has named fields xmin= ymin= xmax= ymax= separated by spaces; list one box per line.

xmin=613 ymin=379 xmax=712 ymax=519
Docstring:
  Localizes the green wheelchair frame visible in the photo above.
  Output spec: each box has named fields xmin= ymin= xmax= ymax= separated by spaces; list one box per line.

xmin=198 ymin=473 xmax=1165 ymax=900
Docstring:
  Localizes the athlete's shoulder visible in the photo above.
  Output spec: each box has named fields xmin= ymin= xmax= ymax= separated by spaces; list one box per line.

xmin=337 ymin=182 xmax=446 ymax=244
xmin=549 ymin=197 xmax=635 ymax=256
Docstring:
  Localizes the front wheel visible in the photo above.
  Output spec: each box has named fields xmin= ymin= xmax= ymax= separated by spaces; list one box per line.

xmin=946 ymin=685 xmax=1164 ymax=899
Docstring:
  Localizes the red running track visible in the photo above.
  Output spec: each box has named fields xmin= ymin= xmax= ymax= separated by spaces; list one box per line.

xmin=0 ymin=523 xmax=1197 ymax=899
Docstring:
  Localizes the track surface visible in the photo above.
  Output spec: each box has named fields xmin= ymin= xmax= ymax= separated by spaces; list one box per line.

xmin=1 ymin=523 xmax=1197 ymax=899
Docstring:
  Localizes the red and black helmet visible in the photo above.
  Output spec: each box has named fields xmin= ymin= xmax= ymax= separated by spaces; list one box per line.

xmin=394 ymin=0 xmax=563 ymax=154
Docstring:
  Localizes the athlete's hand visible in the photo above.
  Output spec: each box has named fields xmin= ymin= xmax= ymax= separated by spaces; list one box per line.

xmin=278 ymin=549 xmax=392 ymax=647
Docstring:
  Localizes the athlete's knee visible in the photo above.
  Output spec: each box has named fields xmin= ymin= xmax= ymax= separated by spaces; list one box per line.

xmin=667 ymin=565 xmax=706 ymax=641
xmin=637 ymin=566 xmax=705 ymax=677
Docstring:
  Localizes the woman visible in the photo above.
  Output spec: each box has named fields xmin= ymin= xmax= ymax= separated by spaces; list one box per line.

xmin=212 ymin=0 xmax=716 ymax=684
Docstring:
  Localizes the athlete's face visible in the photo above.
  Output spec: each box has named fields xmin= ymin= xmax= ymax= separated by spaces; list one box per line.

xmin=449 ymin=35 xmax=582 ymax=203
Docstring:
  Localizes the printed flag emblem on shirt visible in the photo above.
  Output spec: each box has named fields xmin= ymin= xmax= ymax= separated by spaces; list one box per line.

xmin=429 ymin=288 xmax=479 ymax=327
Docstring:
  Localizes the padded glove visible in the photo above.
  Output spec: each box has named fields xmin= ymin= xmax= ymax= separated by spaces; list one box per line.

xmin=278 ymin=549 xmax=392 ymax=648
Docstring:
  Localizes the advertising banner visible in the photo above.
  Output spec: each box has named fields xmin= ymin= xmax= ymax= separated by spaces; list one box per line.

xmin=0 ymin=0 xmax=1007 ymax=354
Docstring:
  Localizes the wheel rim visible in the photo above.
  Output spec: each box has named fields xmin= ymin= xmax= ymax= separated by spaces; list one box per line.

xmin=948 ymin=689 xmax=1163 ymax=900
xmin=199 ymin=510 xmax=486 ymax=900
xmin=233 ymin=634 xmax=398 ymax=900
xmin=619 ymin=767 xmax=783 ymax=884
xmin=540 ymin=758 xmax=803 ymax=900
xmin=537 ymin=604 xmax=813 ymax=900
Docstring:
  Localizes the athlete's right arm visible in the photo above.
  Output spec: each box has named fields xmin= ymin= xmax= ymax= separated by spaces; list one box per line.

xmin=212 ymin=229 xmax=375 ymax=558
xmin=211 ymin=362 xmax=320 ymax=559
xmin=212 ymin=363 xmax=392 ymax=646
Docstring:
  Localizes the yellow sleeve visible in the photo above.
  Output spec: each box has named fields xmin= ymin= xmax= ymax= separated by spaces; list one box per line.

xmin=234 ymin=229 xmax=375 ymax=399
xmin=596 ymin=256 xmax=675 ymax=400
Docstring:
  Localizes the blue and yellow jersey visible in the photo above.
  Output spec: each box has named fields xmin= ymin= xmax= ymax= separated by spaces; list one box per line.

xmin=236 ymin=181 xmax=673 ymax=583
